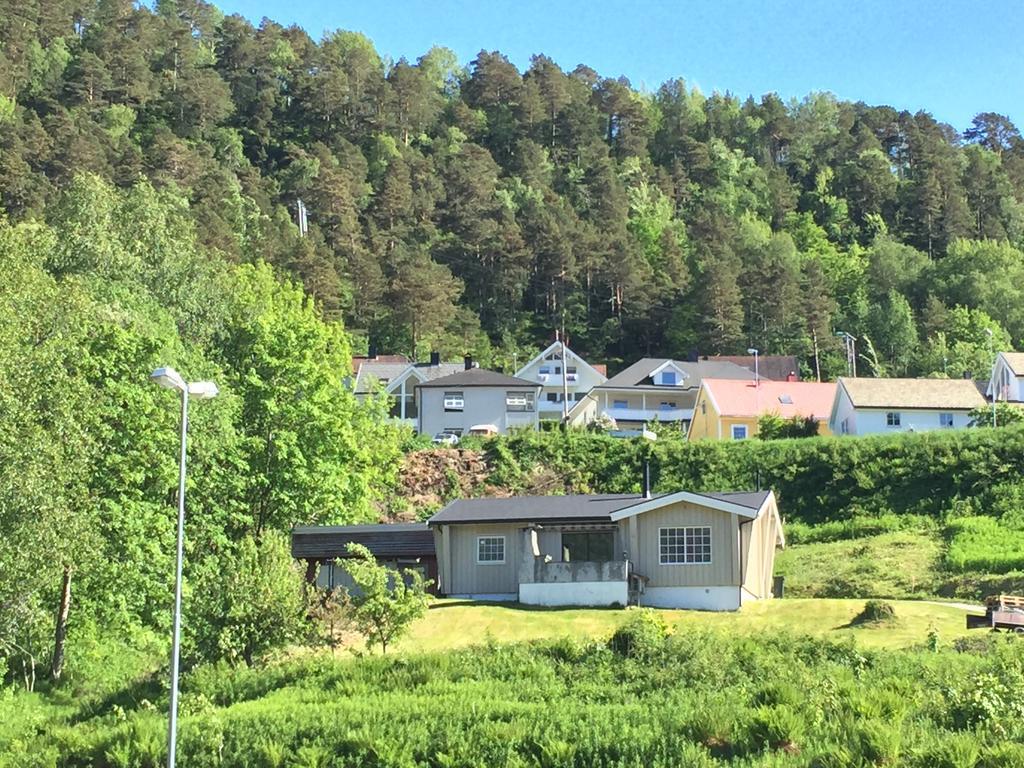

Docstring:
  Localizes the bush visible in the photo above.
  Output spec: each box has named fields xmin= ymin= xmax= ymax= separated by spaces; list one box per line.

xmin=747 ymin=704 xmax=806 ymax=752
xmin=851 ymin=600 xmax=897 ymax=626
xmin=607 ymin=609 xmax=671 ymax=658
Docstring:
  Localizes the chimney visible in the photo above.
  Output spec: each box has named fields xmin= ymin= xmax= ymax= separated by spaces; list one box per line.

xmin=430 ymin=351 xmax=440 ymax=367
xmin=963 ymin=370 xmax=972 ymax=380
xmin=687 ymin=348 xmax=700 ymax=363
xmin=787 ymin=372 xmax=797 ymax=382
xmin=464 ymin=355 xmax=473 ymax=371
xmin=368 ymin=340 xmax=378 ymax=360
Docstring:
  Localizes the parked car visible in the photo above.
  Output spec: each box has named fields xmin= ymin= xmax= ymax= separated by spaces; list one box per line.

xmin=467 ymin=424 xmax=499 ymax=437
xmin=432 ymin=432 xmax=460 ymax=446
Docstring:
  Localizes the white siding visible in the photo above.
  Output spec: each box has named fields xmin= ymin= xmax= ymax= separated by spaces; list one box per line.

xmin=417 ymin=386 xmax=539 ymax=436
xmin=845 ymin=408 xmax=973 ymax=435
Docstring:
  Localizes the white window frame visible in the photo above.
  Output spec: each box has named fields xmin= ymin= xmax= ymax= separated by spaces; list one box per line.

xmin=940 ymin=412 xmax=954 ymax=428
xmin=886 ymin=411 xmax=901 ymax=427
xmin=476 ymin=535 xmax=506 ymax=565
xmin=443 ymin=391 xmax=464 ymax=411
xmin=731 ymin=424 xmax=748 ymax=440
xmin=506 ymin=391 xmax=535 ymax=412
xmin=658 ymin=526 xmax=712 ymax=565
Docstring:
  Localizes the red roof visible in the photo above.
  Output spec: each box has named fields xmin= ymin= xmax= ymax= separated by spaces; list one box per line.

xmin=592 ymin=363 xmax=608 ymax=376
xmin=702 ymin=379 xmax=837 ymax=420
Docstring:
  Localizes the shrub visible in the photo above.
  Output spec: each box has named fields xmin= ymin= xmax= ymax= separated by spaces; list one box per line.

xmin=747 ymin=704 xmax=806 ymax=753
xmin=607 ymin=609 xmax=670 ymax=658
xmin=851 ymin=600 xmax=897 ymax=626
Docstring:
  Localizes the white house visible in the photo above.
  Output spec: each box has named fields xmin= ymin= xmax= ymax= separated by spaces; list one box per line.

xmin=584 ymin=358 xmax=756 ymax=431
xmin=514 ymin=340 xmax=607 ymax=421
xmin=428 ymin=489 xmax=784 ymax=611
xmin=415 ymin=364 xmax=542 ymax=437
xmin=353 ymin=352 xmax=463 ymax=426
xmin=988 ymin=352 xmax=1024 ymax=403
xmin=828 ymin=377 xmax=987 ymax=436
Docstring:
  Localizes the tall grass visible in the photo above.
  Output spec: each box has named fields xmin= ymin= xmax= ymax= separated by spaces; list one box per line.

xmin=946 ymin=516 xmax=1024 ymax=574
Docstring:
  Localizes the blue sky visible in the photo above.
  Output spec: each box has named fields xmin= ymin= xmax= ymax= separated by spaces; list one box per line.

xmin=214 ymin=0 xmax=1022 ymax=130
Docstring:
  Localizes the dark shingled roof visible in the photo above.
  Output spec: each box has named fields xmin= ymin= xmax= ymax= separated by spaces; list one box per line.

xmin=291 ymin=523 xmax=435 ymax=560
xmin=429 ymin=490 xmax=771 ymax=525
xmin=415 ymin=368 xmax=540 ymax=389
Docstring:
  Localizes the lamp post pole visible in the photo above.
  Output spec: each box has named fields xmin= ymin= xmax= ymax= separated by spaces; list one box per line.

xmin=985 ymin=329 xmax=996 ymax=428
xmin=150 ymin=368 xmax=218 ymax=768
xmin=167 ymin=387 xmax=188 ymax=768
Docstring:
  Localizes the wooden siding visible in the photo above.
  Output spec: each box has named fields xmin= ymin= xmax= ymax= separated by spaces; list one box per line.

xmin=633 ymin=502 xmax=738 ymax=587
xmin=445 ymin=522 xmax=522 ymax=594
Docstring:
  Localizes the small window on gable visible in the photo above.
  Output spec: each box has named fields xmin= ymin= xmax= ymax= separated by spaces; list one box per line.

xmin=662 ymin=371 xmax=676 ymax=385
xmin=940 ymin=412 xmax=954 ymax=428
xmin=886 ymin=412 xmax=901 ymax=427
xmin=443 ymin=391 xmax=464 ymax=411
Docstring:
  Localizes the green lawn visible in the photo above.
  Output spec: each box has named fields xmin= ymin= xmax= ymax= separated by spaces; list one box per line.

xmin=395 ymin=597 xmax=975 ymax=653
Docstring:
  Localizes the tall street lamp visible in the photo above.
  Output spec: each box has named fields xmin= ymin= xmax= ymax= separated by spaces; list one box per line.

xmin=746 ymin=348 xmax=760 ymax=386
xmin=835 ymin=332 xmax=857 ymax=378
xmin=150 ymin=367 xmax=218 ymax=768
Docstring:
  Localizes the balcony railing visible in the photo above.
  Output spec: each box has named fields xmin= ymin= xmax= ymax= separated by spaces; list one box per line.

xmin=521 ymin=559 xmax=629 ymax=585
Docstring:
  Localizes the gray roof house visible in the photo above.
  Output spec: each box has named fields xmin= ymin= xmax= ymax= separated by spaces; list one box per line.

xmin=583 ymin=358 xmax=757 ymax=431
xmin=428 ymin=489 xmax=784 ymax=611
xmin=415 ymin=364 xmax=542 ymax=437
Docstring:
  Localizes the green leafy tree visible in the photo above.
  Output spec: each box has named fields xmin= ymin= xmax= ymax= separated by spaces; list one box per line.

xmin=757 ymin=413 xmax=820 ymax=440
xmin=969 ymin=402 xmax=1024 ymax=428
xmin=341 ymin=543 xmax=431 ymax=654
xmin=188 ymin=533 xmax=307 ymax=666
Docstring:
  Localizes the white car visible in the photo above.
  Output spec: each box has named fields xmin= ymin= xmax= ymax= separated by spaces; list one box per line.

xmin=432 ymin=432 xmax=460 ymax=446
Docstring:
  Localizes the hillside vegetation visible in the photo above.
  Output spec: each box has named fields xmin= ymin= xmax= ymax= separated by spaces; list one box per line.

xmin=2 ymin=1 xmax=1024 ymax=375
xmin=4 ymin=620 xmax=1023 ymax=767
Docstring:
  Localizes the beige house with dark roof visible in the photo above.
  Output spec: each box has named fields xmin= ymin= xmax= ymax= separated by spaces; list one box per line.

xmin=428 ymin=490 xmax=784 ymax=611
xmin=828 ymin=377 xmax=987 ymax=436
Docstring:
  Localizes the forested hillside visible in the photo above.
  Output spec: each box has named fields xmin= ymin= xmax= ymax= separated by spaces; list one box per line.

xmin=3 ymin=0 xmax=1024 ymax=375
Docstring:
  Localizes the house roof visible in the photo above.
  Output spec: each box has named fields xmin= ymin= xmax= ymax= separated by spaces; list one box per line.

xmin=702 ymin=355 xmax=800 ymax=382
xmin=354 ymin=361 xmax=463 ymax=394
xmin=838 ymin=377 xmax=988 ymax=410
xmin=999 ymin=352 xmax=1024 ymax=376
xmin=701 ymin=379 xmax=837 ymax=420
xmin=291 ymin=522 xmax=435 ymax=560
xmin=429 ymin=490 xmax=771 ymax=525
xmin=596 ymin=358 xmax=755 ymax=391
xmin=415 ymin=368 xmax=540 ymax=389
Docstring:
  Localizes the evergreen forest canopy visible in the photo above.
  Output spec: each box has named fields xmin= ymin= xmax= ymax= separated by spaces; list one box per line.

xmin=3 ymin=1 xmax=1024 ymax=376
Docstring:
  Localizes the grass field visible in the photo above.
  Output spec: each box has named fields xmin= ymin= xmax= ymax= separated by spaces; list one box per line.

xmin=394 ymin=597 xmax=976 ymax=653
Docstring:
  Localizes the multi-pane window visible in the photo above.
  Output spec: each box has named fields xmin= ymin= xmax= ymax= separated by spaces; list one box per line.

xmin=506 ymin=391 xmax=536 ymax=412
xmin=886 ymin=412 xmax=901 ymax=427
xmin=940 ymin=412 xmax=954 ymax=428
xmin=477 ymin=536 xmax=505 ymax=564
xmin=561 ymin=531 xmax=615 ymax=562
xmin=659 ymin=527 xmax=712 ymax=565
xmin=443 ymin=391 xmax=464 ymax=411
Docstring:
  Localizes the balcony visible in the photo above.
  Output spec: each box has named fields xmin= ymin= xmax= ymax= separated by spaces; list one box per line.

xmin=604 ymin=406 xmax=693 ymax=423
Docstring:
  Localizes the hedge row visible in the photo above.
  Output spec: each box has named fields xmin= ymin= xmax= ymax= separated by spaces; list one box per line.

xmin=487 ymin=426 xmax=1024 ymax=525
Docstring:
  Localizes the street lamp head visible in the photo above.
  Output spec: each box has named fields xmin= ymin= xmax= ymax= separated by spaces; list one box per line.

xmin=984 ymin=328 xmax=994 ymax=337
xmin=746 ymin=348 xmax=758 ymax=356
xmin=188 ymin=381 xmax=219 ymax=400
xmin=151 ymin=367 xmax=186 ymax=392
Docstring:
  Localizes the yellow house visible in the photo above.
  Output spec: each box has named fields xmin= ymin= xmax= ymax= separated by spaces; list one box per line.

xmin=688 ymin=378 xmax=837 ymax=440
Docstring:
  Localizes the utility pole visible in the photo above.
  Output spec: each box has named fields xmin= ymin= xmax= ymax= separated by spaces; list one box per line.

xmin=836 ymin=332 xmax=857 ymax=377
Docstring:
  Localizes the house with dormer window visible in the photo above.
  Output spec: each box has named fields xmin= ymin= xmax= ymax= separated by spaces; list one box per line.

xmin=514 ymin=340 xmax=607 ymax=421
xmin=583 ymin=358 xmax=756 ymax=431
